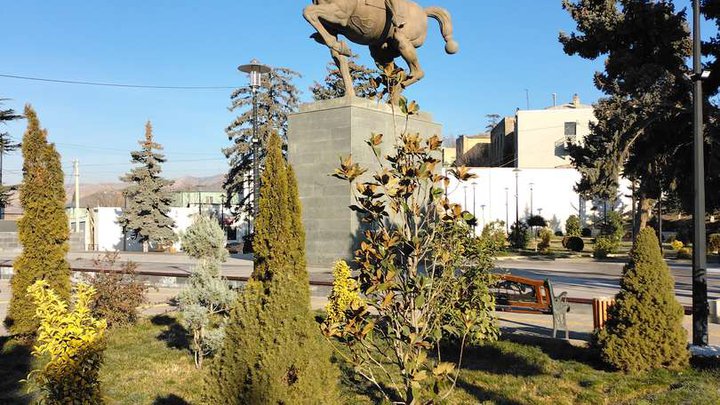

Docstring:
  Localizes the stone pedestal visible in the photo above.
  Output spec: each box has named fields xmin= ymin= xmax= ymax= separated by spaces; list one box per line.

xmin=288 ymin=96 xmax=442 ymax=267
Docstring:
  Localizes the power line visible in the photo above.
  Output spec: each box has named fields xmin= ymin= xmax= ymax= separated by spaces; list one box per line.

xmin=0 ymin=73 xmax=237 ymax=90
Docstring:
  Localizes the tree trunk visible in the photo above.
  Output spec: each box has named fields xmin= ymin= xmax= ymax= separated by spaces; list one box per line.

xmin=143 ymin=240 xmax=149 ymax=253
xmin=637 ymin=194 xmax=655 ymax=233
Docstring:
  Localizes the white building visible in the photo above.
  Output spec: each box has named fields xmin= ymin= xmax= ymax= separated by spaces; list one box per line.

xmin=515 ymin=94 xmax=595 ymax=168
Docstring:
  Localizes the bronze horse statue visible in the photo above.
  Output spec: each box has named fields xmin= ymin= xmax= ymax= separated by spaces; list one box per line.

xmin=304 ymin=0 xmax=458 ymax=98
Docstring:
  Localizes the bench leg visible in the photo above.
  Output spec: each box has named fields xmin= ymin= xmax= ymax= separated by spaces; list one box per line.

xmin=553 ymin=311 xmax=568 ymax=340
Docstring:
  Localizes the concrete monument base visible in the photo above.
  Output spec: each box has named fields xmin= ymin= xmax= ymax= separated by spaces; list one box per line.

xmin=288 ymin=96 xmax=442 ymax=267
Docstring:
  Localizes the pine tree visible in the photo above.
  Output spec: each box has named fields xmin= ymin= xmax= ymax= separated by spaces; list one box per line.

xmin=310 ymin=55 xmax=378 ymax=100
xmin=223 ymin=66 xmax=300 ymax=218
xmin=205 ymin=133 xmax=339 ymax=403
xmin=119 ymin=122 xmax=176 ymax=253
xmin=0 ymin=99 xmax=22 ymax=218
xmin=560 ymin=0 xmax=695 ymax=228
xmin=596 ymin=228 xmax=689 ymax=372
xmin=179 ymin=214 xmax=235 ymax=368
xmin=5 ymin=105 xmax=71 ymax=336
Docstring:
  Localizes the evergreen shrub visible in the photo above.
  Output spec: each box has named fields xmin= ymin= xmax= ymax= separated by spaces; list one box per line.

xmin=582 ymin=227 xmax=593 ymax=237
xmin=565 ymin=236 xmax=585 ymax=252
xmin=565 ymin=215 xmax=581 ymax=237
xmin=537 ymin=228 xmax=553 ymax=252
xmin=481 ymin=220 xmax=507 ymax=251
xmin=509 ymin=222 xmax=531 ymax=249
xmin=5 ymin=106 xmax=70 ymax=335
xmin=708 ymin=233 xmax=720 ymax=255
xmin=595 ymin=228 xmax=689 ymax=372
xmin=205 ymin=133 xmax=339 ymax=403
xmin=26 ymin=280 xmax=107 ymax=403
xmin=676 ymin=247 xmax=692 ymax=260
xmin=593 ymin=237 xmax=618 ymax=259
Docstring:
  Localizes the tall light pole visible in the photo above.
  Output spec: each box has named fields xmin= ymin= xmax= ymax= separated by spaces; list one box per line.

xmin=529 ymin=182 xmax=534 ymax=218
xmin=513 ymin=168 xmax=521 ymax=247
xmin=463 ymin=185 xmax=468 ymax=211
xmin=238 ymin=59 xmax=271 ymax=223
xmin=692 ymin=0 xmax=709 ymax=347
xmin=471 ymin=181 xmax=478 ymax=221
xmin=504 ymin=187 xmax=509 ymax=234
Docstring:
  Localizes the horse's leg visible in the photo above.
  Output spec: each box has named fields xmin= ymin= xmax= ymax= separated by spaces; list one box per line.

xmin=393 ymin=33 xmax=424 ymax=88
xmin=303 ymin=4 xmax=352 ymax=57
xmin=331 ymin=47 xmax=355 ymax=98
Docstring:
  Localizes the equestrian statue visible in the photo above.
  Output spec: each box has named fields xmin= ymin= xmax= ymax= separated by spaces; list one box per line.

xmin=303 ymin=0 xmax=458 ymax=99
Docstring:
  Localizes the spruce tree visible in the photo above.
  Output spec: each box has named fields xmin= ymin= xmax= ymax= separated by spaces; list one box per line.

xmin=5 ymin=105 xmax=70 ymax=335
xmin=0 ymin=99 xmax=22 ymax=218
xmin=223 ymin=66 xmax=300 ymax=217
xmin=205 ymin=133 xmax=339 ymax=404
xmin=596 ymin=228 xmax=689 ymax=372
xmin=119 ymin=122 xmax=176 ymax=253
xmin=310 ymin=55 xmax=378 ymax=100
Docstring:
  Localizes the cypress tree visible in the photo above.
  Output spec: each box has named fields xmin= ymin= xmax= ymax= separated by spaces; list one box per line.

xmin=5 ymin=105 xmax=71 ymax=335
xmin=596 ymin=228 xmax=689 ymax=372
xmin=119 ymin=122 xmax=176 ymax=253
xmin=205 ymin=133 xmax=339 ymax=404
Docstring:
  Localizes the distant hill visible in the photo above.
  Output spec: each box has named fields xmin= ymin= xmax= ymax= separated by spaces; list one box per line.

xmin=5 ymin=173 xmax=227 ymax=211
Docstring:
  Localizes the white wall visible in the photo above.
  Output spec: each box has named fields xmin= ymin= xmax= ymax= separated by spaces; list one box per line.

xmin=92 ymin=207 xmax=196 ymax=252
xmin=445 ymin=168 xmax=632 ymax=235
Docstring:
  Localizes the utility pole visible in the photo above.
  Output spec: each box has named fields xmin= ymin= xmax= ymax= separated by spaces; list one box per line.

xmin=692 ymin=0 xmax=709 ymax=347
xmin=73 ymin=159 xmax=80 ymax=233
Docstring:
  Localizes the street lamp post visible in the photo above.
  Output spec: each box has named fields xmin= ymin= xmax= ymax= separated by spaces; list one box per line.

xmin=529 ymin=182 xmax=534 ymax=218
xmin=692 ymin=0 xmax=709 ymax=347
xmin=238 ymin=59 xmax=272 ymax=224
xmin=505 ymin=187 xmax=509 ymax=234
xmin=472 ymin=181 xmax=477 ymax=221
xmin=463 ymin=185 xmax=468 ymax=211
xmin=515 ymin=170 xmax=521 ymax=247
xmin=481 ymin=204 xmax=486 ymax=228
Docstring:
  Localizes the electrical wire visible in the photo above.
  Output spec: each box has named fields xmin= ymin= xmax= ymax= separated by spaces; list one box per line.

xmin=0 ymin=73 xmax=236 ymax=90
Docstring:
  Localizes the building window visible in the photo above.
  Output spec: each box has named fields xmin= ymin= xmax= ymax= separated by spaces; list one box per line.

xmin=564 ymin=122 xmax=577 ymax=137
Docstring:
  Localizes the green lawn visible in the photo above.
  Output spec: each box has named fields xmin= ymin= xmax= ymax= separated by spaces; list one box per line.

xmin=2 ymin=314 xmax=719 ymax=404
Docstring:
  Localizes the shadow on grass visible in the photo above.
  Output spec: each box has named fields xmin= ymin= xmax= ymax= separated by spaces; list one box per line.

xmin=456 ymin=377 xmax=525 ymax=405
xmin=501 ymin=334 xmax=604 ymax=370
xmin=446 ymin=343 xmax=545 ymax=377
xmin=0 ymin=336 xmax=33 ymax=404
xmin=336 ymin=356 xmax=400 ymax=404
xmin=151 ymin=315 xmax=190 ymax=351
xmin=152 ymin=394 xmax=191 ymax=405
xmin=499 ymin=318 xmax=593 ymax=342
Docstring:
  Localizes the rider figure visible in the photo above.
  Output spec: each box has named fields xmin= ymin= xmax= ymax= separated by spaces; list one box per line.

xmin=385 ymin=0 xmax=405 ymax=28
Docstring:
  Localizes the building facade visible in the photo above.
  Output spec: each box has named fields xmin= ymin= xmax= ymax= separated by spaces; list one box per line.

xmin=514 ymin=95 xmax=595 ymax=168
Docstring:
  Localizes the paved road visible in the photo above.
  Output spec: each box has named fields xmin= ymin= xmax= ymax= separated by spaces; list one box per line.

xmin=494 ymin=257 xmax=720 ymax=305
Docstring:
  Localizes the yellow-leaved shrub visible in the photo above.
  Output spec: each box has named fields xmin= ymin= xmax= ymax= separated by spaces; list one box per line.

xmin=325 ymin=260 xmax=361 ymax=325
xmin=26 ymin=280 xmax=107 ymax=404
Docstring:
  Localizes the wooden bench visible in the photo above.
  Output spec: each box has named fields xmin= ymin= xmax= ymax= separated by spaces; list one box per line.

xmin=492 ymin=274 xmax=570 ymax=339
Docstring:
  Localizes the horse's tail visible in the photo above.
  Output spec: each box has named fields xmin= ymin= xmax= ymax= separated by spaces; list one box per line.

xmin=425 ymin=6 xmax=459 ymax=54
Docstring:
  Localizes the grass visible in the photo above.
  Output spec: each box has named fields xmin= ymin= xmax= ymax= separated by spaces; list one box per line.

xmin=2 ymin=314 xmax=719 ymax=404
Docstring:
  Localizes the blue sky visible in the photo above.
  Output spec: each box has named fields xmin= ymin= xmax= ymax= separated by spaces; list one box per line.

xmin=0 ymin=0 xmax=710 ymax=184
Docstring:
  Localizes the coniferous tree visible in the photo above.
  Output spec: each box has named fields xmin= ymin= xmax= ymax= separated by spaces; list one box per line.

xmin=206 ymin=133 xmax=339 ymax=403
xmin=223 ymin=66 xmax=300 ymax=218
xmin=5 ymin=105 xmax=70 ymax=335
xmin=596 ymin=228 xmax=689 ymax=372
xmin=119 ymin=122 xmax=176 ymax=253
xmin=560 ymin=0 xmax=694 ymax=229
xmin=0 ymin=99 xmax=22 ymax=218
xmin=310 ymin=55 xmax=378 ymax=100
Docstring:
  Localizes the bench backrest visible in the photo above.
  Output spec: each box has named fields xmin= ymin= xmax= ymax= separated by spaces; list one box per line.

xmin=493 ymin=274 xmax=552 ymax=313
